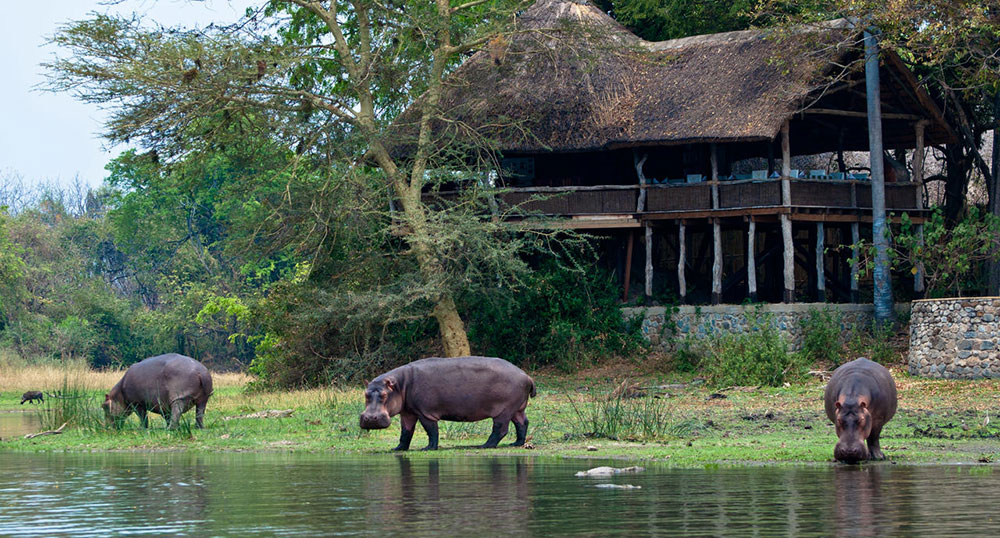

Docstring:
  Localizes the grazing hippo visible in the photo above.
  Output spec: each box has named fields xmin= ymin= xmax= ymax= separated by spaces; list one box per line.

xmin=359 ymin=356 xmax=535 ymax=451
xmin=824 ymin=358 xmax=897 ymax=463
xmin=20 ymin=391 xmax=44 ymax=405
xmin=103 ymin=353 xmax=213 ymax=429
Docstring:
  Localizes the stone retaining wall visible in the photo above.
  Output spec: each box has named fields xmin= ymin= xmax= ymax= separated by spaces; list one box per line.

xmin=908 ymin=297 xmax=1000 ymax=379
xmin=624 ymin=303 xmax=907 ymax=352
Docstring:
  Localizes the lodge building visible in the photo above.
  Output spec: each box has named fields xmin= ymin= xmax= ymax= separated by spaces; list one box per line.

xmin=395 ymin=0 xmax=955 ymax=305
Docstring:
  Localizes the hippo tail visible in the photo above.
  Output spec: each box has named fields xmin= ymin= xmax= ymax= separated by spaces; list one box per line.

xmin=200 ymin=370 xmax=214 ymax=398
xmin=529 ymin=379 xmax=536 ymax=398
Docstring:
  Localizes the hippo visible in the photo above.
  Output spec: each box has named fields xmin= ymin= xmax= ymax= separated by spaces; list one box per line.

xmin=103 ymin=353 xmax=213 ymax=429
xmin=20 ymin=391 xmax=44 ymax=404
xmin=359 ymin=356 xmax=535 ymax=451
xmin=824 ymin=358 xmax=897 ymax=463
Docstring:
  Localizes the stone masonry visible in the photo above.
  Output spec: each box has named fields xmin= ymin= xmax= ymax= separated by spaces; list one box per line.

xmin=909 ymin=297 xmax=1000 ymax=379
xmin=624 ymin=303 xmax=908 ymax=352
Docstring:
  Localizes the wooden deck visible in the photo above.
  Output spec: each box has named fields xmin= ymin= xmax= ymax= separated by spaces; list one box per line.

xmin=429 ymin=178 xmax=925 ymax=228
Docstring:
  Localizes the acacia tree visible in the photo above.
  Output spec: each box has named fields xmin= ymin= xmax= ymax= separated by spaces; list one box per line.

xmin=46 ymin=0 xmax=533 ymax=357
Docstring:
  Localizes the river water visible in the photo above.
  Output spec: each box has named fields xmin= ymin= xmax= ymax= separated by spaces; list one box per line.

xmin=1 ymin=449 xmax=998 ymax=536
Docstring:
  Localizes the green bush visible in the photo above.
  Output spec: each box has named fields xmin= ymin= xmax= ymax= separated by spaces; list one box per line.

xmin=700 ymin=310 xmax=802 ymax=387
xmin=799 ymin=308 xmax=843 ymax=365
xmin=465 ymin=261 xmax=648 ymax=371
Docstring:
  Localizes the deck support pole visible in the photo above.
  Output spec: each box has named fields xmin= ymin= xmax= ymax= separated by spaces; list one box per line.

xmin=623 ymin=230 xmax=634 ymax=302
xmin=781 ymin=120 xmax=794 ymax=302
xmin=645 ymin=223 xmax=653 ymax=301
xmin=816 ymin=221 xmax=826 ymax=301
xmin=712 ymin=219 xmax=722 ymax=304
xmin=678 ymin=221 xmax=687 ymax=304
xmin=747 ymin=219 xmax=757 ymax=302
xmin=913 ymin=120 xmax=928 ymax=299
xmin=865 ymin=28 xmax=893 ymax=324
xmin=710 ymin=143 xmax=720 ymax=209
xmin=851 ymin=222 xmax=860 ymax=303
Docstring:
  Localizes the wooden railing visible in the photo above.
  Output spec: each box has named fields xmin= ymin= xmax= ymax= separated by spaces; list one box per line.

xmin=425 ymin=179 xmax=920 ymax=216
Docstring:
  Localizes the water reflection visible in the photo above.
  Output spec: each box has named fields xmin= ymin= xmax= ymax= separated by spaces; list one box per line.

xmin=0 ymin=410 xmax=42 ymax=439
xmin=1 ymin=453 xmax=999 ymax=536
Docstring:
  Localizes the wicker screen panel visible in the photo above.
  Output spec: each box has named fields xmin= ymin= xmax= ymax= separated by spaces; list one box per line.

xmin=646 ymin=184 xmax=712 ymax=211
xmin=855 ymin=184 xmax=872 ymax=208
xmin=790 ymin=181 xmax=853 ymax=207
xmin=885 ymin=184 xmax=918 ymax=209
xmin=719 ymin=181 xmax=780 ymax=208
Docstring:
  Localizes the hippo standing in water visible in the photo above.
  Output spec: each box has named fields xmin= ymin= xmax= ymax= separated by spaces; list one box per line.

xmin=360 ymin=356 xmax=535 ymax=450
xmin=103 ymin=353 xmax=213 ymax=429
xmin=824 ymin=358 xmax=897 ymax=463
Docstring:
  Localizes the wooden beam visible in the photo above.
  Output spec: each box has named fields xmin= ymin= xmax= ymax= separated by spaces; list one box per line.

xmin=678 ymin=221 xmax=687 ymax=304
xmin=801 ymin=108 xmax=924 ymax=121
xmin=747 ymin=219 xmax=757 ymax=302
xmin=781 ymin=120 xmax=791 ymax=206
xmin=913 ymin=119 xmax=927 ymax=298
xmin=712 ymin=219 xmax=722 ymax=304
xmin=710 ymin=143 xmax=719 ymax=210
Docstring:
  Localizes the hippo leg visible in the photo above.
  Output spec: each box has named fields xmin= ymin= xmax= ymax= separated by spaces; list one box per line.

xmin=168 ymin=399 xmax=189 ymax=429
xmin=394 ymin=412 xmax=417 ymax=451
xmin=482 ymin=416 xmax=511 ymax=448
xmin=136 ymin=407 xmax=149 ymax=429
xmin=867 ymin=424 xmax=886 ymax=461
xmin=419 ymin=417 xmax=439 ymax=451
xmin=511 ymin=410 xmax=529 ymax=446
xmin=195 ymin=400 xmax=207 ymax=429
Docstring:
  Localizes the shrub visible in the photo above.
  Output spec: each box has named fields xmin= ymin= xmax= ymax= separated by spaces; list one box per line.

xmin=700 ymin=309 xmax=803 ymax=387
xmin=465 ymin=261 xmax=648 ymax=371
xmin=799 ymin=308 xmax=843 ymax=365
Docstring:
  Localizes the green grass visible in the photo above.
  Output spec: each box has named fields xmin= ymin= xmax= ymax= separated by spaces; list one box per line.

xmin=4 ymin=365 xmax=1000 ymax=467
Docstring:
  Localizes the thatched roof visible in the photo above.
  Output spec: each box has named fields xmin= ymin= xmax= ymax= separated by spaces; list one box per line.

xmin=390 ymin=0 xmax=952 ymax=156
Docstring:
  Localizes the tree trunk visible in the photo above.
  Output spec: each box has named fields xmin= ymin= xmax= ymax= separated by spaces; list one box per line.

xmin=433 ymin=295 xmax=471 ymax=357
xmin=989 ymin=91 xmax=1000 ymax=295
xmin=943 ymin=143 xmax=969 ymax=224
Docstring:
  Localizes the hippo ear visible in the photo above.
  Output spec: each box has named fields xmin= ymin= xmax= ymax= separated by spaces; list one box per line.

xmin=104 ymin=393 xmax=110 ymax=401
xmin=834 ymin=401 xmax=842 ymax=410
xmin=860 ymin=401 xmax=868 ymax=409
xmin=384 ymin=378 xmax=396 ymax=392
xmin=362 ymin=379 xmax=370 ymax=388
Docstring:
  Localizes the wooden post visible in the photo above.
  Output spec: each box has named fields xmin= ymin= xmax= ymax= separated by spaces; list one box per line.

xmin=747 ymin=219 xmax=757 ymax=302
xmin=781 ymin=120 xmax=791 ymax=204
xmin=780 ymin=120 xmax=794 ymax=302
xmin=634 ymin=151 xmax=648 ymax=212
xmin=623 ymin=231 xmax=634 ymax=302
xmin=710 ymin=143 xmax=719 ymax=209
xmin=712 ymin=219 xmax=722 ymax=304
xmin=851 ymin=222 xmax=860 ymax=303
xmin=816 ymin=221 xmax=826 ymax=301
xmin=913 ymin=120 xmax=927 ymax=298
xmin=678 ymin=221 xmax=687 ymax=304
xmin=645 ymin=223 xmax=653 ymax=300
xmin=865 ymin=28 xmax=893 ymax=323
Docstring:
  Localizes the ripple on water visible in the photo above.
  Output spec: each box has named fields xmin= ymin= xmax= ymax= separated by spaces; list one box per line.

xmin=1 ymin=453 xmax=999 ymax=536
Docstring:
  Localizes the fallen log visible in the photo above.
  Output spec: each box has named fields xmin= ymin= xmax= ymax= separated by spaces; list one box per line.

xmin=25 ymin=422 xmax=67 ymax=439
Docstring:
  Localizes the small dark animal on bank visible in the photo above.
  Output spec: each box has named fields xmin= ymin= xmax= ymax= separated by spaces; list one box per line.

xmin=359 ymin=356 xmax=535 ymax=451
xmin=103 ymin=353 xmax=213 ymax=429
xmin=824 ymin=358 xmax=897 ymax=463
xmin=20 ymin=391 xmax=44 ymax=405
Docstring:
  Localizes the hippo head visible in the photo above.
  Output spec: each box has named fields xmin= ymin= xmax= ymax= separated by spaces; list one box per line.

xmin=833 ymin=397 xmax=872 ymax=463
xmin=359 ymin=377 xmax=402 ymax=430
xmin=102 ymin=392 xmax=130 ymax=425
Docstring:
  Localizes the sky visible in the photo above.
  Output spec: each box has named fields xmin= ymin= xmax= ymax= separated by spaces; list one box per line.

xmin=1 ymin=0 xmax=258 ymax=189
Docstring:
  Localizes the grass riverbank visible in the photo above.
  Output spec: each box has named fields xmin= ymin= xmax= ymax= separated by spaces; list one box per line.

xmin=3 ymin=360 xmax=1000 ymax=466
